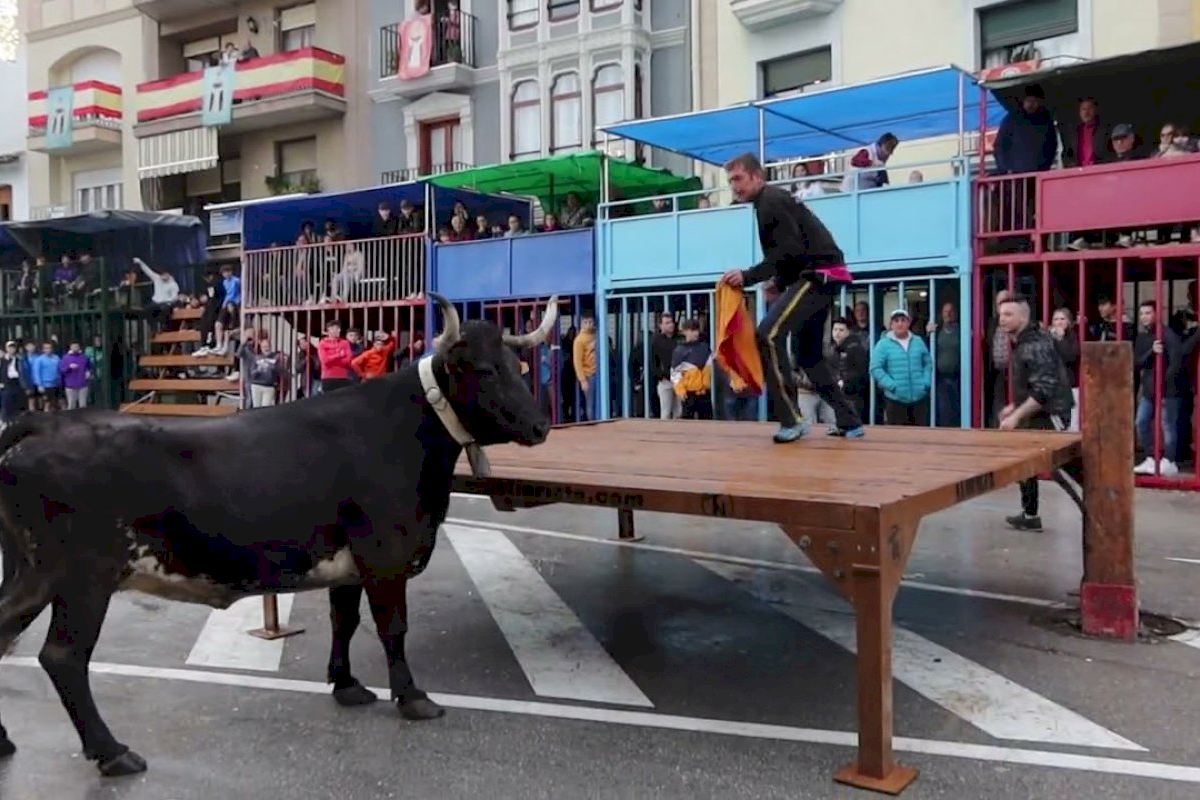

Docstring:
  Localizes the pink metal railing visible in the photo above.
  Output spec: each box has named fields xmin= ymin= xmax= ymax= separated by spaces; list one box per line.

xmin=242 ymin=233 xmax=427 ymax=311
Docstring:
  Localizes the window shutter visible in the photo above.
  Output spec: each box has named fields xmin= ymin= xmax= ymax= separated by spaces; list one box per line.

xmin=980 ymin=0 xmax=1078 ymax=51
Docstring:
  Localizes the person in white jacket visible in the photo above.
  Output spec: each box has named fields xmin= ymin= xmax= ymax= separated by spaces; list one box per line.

xmin=135 ymin=257 xmax=181 ymax=331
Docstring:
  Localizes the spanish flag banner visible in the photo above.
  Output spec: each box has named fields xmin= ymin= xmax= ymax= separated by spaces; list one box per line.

xmin=714 ymin=282 xmax=764 ymax=395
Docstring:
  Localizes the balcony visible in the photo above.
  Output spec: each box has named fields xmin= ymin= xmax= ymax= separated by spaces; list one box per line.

xmin=729 ymin=0 xmax=842 ymax=31
xmin=375 ymin=13 xmax=479 ymax=101
xmin=132 ymin=0 xmax=239 ymax=22
xmin=133 ymin=48 xmax=346 ymax=139
xmin=381 ymin=161 xmax=472 ymax=184
xmin=433 ymin=228 xmax=595 ymax=301
xmin=27 ymin=81 xmax=123 ymax=155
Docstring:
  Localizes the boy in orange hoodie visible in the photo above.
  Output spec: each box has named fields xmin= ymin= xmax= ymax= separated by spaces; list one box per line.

xmin=351 ymin=331 xmax=398 ymax=380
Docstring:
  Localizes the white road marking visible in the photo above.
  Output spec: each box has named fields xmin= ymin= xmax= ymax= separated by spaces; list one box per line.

xmin=445 ymin=524 xmax=652 ymax=708
xmin=1166 ymin=557 xmax=1200 ymax=565
xmin=2 ymin=656 xmax=1196 ymax=786
xmin=185 ymin=595 xmax=295 ymax=673
xmin=698 ymin=560 xmax=1144 ymax=752
xmin=1170 ymin=629 xmax=1200 ymax=651
xmin=442 ymin=514 xmax=1063 ymax=608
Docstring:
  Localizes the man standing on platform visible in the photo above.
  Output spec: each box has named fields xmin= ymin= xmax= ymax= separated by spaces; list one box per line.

xmin=996 ymin=293 xmax=1079 ymax=532
xmin=719 ymin=152 xmax=864 ymax=443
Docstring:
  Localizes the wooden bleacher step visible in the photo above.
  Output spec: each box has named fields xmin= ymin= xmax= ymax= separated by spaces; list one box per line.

xmin=128 ymin=378 xmax=239 ymax=393
xmin=139 ymin=354 xmax=234 ymax=368
xmin=171 ymin=306 xmax=204 ymax=321
xmin=120 ymin=403 xmax=238 ymax=417
xmin=153 ymin=329 xmax=201 ymax=345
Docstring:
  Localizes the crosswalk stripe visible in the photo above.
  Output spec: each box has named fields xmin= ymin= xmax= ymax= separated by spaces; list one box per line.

xmin=697 ymin=560 xmax=1145 ymax=752
xmin=445 ymin=524 xmax=653 ymax=708
xmin=186 ymin=595 xmax=295 ymax=672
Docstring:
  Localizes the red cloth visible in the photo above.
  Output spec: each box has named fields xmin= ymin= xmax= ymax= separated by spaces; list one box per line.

xmin=715 ymin=283 xmax=764 ymax=395
xmin=816 ymin=265 xmax=853 ymax=283
xmin=1079 ymin=121 xmax=1097 ymax=166
xmin=318 ymin=337 xmax=354 ymax=380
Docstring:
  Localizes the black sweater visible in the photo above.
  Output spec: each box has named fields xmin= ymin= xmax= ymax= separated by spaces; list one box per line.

xmin=741 ymin=185 xmax=844 ymax=290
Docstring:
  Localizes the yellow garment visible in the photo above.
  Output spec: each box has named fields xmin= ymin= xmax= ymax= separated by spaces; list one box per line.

xmin=673 ymin=363 xmax=712 ymax=399
xmin=573 ymin=330 xmax=597 ymax=381
xmin=714 ymin=283 xmax=765 ymax=394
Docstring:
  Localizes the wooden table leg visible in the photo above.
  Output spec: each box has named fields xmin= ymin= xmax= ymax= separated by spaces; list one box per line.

xmin=835 ymin=562 xmax=919 ymax=794
xmin=616 ymin=506 xmax=643 ymax=542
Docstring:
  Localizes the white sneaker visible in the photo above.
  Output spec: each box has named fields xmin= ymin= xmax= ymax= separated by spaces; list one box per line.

xmin=1067 ymin=237 xmax=1088 ymax=251
xmin=1116 ymin=234 xmax=1134 ymax=248
xmin=1159 ymin=459 xmax=1180 ymax=477
xmin=226 ymin=371 xmax=240 ymax=382
xmin=1133 ymin=457 xmax=1156 ymax=475
xmin=192 ymin=347 xmax=211 ymax=357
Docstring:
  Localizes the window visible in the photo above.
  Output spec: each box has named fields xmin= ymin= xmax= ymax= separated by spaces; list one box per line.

xmin=421 ymin=118 xmax=462 ymax=175
xmin=278 ymin=136 xmax=318 ymax=186
xmin=760 ymin=47 xmax=831 ymax=98
xmin=280 ymin=3 xmax=316 ymax=51
xmin=979 ymin=0 xmax=1079 ymax=69
xmin=549 ymin=0 xmax=580 ymax=21
xmin=551 ymin=73 xmax=582 ymax=153
xmin=591 ymin=0 xmax=621 ymax=11
xmin=509 ymin=0 xmax=539 ymax=29
xmin=511 ymin=80 xmax=541 ymax=159
xmin=591 ymin=64 xmax=624 ymax=145
xmin=73 ymin=168 xmax=122 ymax=214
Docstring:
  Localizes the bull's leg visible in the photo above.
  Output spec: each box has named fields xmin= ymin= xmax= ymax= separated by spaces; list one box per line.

xmin=327 ymin=584 xmax=378 ymax=706
xmin=38 ymin=587 xmax=146 ymax=776
xmin=364 ymin=576 xmax=444 ymax=721
xmin=0 ymin=573 xmax=54 ymax=757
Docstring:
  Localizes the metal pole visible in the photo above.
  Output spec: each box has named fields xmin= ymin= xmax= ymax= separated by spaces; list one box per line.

xmin=957 ymin=70 xmax=965 ymax=159
xmin=757 ymin=107 xmax=766 ymax=165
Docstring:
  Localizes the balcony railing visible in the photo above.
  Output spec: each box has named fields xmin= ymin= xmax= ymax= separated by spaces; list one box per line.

xmin=27 ymin=80 xmax=123 ymax=138
xmin=242 ymin=234 xmax=427 ymax=311
xmin=381 ymin=161 xmax=472 ymax=184
xmin=379 ymin=11 xmax=478 ymax=80
xmin=135 ymin=47 xmax=346 ymax=125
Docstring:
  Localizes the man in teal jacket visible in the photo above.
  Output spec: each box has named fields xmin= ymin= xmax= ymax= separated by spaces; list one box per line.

xmin=869 ymin=308 xmax=932 ymax=425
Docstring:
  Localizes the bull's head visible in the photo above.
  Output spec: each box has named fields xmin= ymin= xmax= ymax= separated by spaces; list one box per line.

xmin=430 ymin=293 xmax=555 ymax=447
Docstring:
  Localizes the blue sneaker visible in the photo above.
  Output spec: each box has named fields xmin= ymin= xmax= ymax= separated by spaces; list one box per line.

xmin=773 ymin=422 xmax=811 ymax=443
xmin=828 ymin=425 xmax=866 ymax=439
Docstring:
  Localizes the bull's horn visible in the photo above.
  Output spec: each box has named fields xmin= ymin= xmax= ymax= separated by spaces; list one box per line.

xmin=502 ymin=296 xmax=560 ymax=348
xmin=430 ymin=292 xmax=461 ymax=353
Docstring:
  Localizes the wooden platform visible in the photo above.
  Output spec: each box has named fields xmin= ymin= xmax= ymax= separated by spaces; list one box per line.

xmin=138 ymin=354 xmax=234 ymax=368
xmin=152 ymin=329 xmax=201 ymax=345
xmin=120 ymin=403 xmax=237 ymax=417
xmin=453 ymin=418 xmax=1087 ymax=795
xmin=128 ymin=378 xmax=239 ymax=393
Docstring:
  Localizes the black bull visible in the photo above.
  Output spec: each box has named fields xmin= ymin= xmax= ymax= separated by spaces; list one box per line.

xmin=0 ymin=294 xmax=555 ymax=777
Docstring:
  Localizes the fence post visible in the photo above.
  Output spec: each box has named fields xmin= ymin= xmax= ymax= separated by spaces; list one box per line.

xmin=1079 ymin=341 xmax=1138 ymax=641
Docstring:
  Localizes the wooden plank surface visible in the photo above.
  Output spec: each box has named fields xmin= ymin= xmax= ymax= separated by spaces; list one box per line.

xmin=171 ymin=306 xmax=204 ymax=321
xmin=139 ymin=355 xmax=234 ymax=368
xmin=153 ymin=330 xmax=201 ymax=344
xmin=454 ymin=420 xmax=1081 ymax=521
xmin=120 ymin=403 xmax=237 ymax=417
xmin=129 ymin=379 xmax=237 ymax=392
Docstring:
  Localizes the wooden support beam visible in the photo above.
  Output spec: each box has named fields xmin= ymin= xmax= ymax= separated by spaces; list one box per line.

xmin=616 ymin=507 xmax=643 ymax=542
xmin=247 ymin=593 xmax=305 ymax=641
xmin=1079 ymin=342 xmax=1138 ymax=641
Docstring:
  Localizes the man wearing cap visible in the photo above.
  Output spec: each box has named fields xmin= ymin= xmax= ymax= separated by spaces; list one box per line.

xmin=995 ymin=84 xmax=1058 ymax=176
xmin=1109 ymin=123 xmax=1144 ymax=162
xmin=869 ymin=308 xmax=933 ymax=426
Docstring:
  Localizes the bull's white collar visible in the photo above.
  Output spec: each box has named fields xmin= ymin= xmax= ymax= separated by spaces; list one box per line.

xmin=418 ymin=355 xmax=490 ymax=477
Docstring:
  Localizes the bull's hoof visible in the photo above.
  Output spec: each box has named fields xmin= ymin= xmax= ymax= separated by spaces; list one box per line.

xmin=399 ymin=697 xmax=445 ymax=721
xmin=0 ymin=737 xmax=15 ymax=758
xmin=332 ymin=681 xmax=379 ymax=707
xmin=97 ymin=749 xmax=147 ymax=777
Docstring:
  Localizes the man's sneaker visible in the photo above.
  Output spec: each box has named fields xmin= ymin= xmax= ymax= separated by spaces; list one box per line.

xmin=773 ymin=421 xmax=811 ymax=443
xmin=1133 ymin=456 xmax=1156 ymax=475
xmin=226 ymin=371 xmax=240 ymax=382
xmin=1159 ymin=459 xmax=1180 ymax=477
xmin=1066 ymin=237 xmax=1089 ymax=251
xmin=192 ymin=347 xmax=211 ymax=357
xmin=1005 ymin=513 xmax=1043 ymax=532
xmin=826 ymin=425 xmax=866 ymax=438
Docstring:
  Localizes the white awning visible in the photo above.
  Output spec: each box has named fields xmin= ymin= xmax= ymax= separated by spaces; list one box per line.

xmin=137 ymin=127 xmax=219 ymax=179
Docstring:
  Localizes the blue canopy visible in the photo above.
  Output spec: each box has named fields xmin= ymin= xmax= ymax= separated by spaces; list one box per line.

xmin=603 ymin=65 xmax=1005 ymax=165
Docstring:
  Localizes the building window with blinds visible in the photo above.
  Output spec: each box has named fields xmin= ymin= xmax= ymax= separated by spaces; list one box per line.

xmin=550 ymin=72 xmax=582 ymax=153
xmin=277 ymin=137 xmax=318 ymax=189
xmin=280 ymin=2 xmax=317 ymax=51
xmin=508 ymin=0 xmax=539 ymax=30
xmin=759 ymin=47 xmax=831 ymax=99
xmin=978 ymin=0 xmax=1079 ymax=69
xmin=591 ymin=64 xmax=624 ymax=146
xmin=511 ymin=80 xmax=542 ymax=159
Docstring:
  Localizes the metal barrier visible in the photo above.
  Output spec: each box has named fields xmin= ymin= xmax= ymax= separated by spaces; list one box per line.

xmin=242 ymin=233 xmax=427 ymax=312
xmin=973 ymin=257 xmax=1200 ymax=490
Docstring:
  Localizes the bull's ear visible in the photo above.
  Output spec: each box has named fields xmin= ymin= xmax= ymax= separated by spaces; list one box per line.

xmin=442 ymin=338 xmax=470 ymax=374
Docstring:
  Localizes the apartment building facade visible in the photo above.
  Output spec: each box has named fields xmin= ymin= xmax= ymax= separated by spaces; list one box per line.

xmin=22 ymin=0 xmax=373 ymax=221
xmin=0 ymin=6 xmax=27 ymax=222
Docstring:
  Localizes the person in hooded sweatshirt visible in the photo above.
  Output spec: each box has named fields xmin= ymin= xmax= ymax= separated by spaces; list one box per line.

xmin=670 ymin=318 xmax=713 ymax=420
xmin=994 ymin=84 xmax=1058 ymax=176
xmin=58 ymin=340 xmax=94 ymax=410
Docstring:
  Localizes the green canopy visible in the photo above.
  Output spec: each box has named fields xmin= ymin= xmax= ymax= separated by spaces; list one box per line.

xmin=427 ymin=152 xmax=703 ymax=217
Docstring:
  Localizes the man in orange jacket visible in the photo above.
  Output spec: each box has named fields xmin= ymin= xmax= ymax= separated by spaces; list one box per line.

xmin=350 ymin=331 xmax=398 ymax=380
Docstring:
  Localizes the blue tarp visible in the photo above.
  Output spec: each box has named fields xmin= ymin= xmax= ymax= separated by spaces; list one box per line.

xmin=241 ymin=183 xmax=532 ymax=250
xmin=603 ymin=65 xmax=1005 ymax=165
